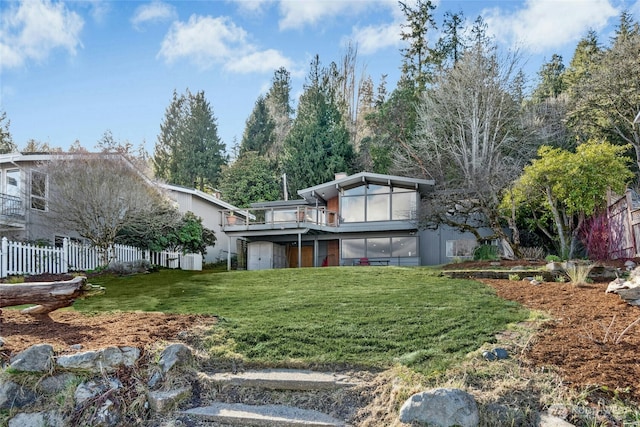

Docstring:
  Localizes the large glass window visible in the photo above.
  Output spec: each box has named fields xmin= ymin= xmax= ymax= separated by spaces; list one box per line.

xmin=342 ymin=239 xmax=366 ymax=258
xmin=30 ymin=171 xmax=47 ymax=211
xmin=446 ymin=240 xmax=477 ymax=258
xmin=342 ymin=236 xmax=418 ymax=259
xmin=392 ymin=236 xmax=417 ymax=257
xmin=367 ymin=238 xmax=391 ymax=257
xmin=341 ymin=183 xmax=417 ymax=223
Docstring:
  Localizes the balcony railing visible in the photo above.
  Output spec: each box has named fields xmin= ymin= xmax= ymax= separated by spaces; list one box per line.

xmin=222 ymin=206 xmax=338 ymax=228
xmin=0 ymin=193 xmax=24 ymax=222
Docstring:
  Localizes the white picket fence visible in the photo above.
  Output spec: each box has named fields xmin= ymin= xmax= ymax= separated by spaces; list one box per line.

xmin=0 ymin=237 xmax=201 ymax=278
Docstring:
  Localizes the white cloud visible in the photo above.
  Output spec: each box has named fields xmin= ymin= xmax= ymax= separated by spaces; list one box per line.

xmin=0 ymin=0 xmax=84 ymax=70
xmin=278 ymin=0 xmax=385 ymax=30
xmin=131 ymin=1 xmax=176 ymax=30
xmin=158 ymin=14 xmax=294 ymax=74
xmin=483 ymin=0 xmax=619 ymax=54
xmin=232 ymin=0 xmax=276 ymax=15
xmin=226 ymin=49 xmax=293 ymax=73
xmin=344 ymin=21 xmax=402 ymax=55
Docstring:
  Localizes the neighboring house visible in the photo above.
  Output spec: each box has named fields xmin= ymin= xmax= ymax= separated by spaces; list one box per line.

xmin=221 ymin=172 xmax=490 ymax=269
xmin=160 ymin=183 xmax=246 ymax=266
xmin=0 ymin=153 xmax=245 ymax=268
xmin=0 ymin=152 xmax=84 ymax=245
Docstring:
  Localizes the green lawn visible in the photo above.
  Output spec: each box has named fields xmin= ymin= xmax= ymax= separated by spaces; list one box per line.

xmin=75 ymin=266 xmax=528 ymax=374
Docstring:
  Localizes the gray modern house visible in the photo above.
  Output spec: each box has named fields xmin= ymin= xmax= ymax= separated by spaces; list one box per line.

xmin=221 ymin=172 xmax=488 ymax=269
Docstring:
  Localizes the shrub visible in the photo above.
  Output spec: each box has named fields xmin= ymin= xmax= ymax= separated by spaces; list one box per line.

xmin=509 ymin=273 xmax=521 ymax=281
xmin=474 ymin=244 xmax=499 ymax=261
xmin=545 ymin=254 xmax=562 ymax=262
xmin=107 ymin=259 xmax=152 ymax=275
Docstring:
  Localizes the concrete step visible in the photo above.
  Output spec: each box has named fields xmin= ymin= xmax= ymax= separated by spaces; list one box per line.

xmin=181 ymin=402 xmax=346 ymax=426
xmin=200 ymin=369 xmax=358 ymax=391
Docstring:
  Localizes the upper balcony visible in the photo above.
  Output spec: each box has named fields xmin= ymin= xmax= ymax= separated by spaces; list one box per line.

xmin=0 ymin=193 xmax=25 ymax=228
xmin=221 ymin=206 xmax=338 ymax=232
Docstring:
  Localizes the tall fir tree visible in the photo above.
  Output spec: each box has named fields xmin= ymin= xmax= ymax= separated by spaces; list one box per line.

xmin=0 ymin=111 xmax=17 ymax=154
xmin=153 ymin=89 xmax=227 ymax=190
xmin=264 ymin=67 xmax=293 ymax=160
xmin=239 ymin=95 xmax=276 ymax=157
xmin=281 ymin=56 xmax=355 ymax=195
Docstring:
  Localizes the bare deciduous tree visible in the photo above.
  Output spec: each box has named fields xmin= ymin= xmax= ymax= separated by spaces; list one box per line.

xmin=394 ymin=42 xmax=537 ymax=250
xmin=40 ymin=154 xmax=165 ymax=262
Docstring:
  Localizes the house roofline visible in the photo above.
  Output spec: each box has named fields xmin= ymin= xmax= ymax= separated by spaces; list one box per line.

xmin=297 ymin=172 xmax=435 ymax=203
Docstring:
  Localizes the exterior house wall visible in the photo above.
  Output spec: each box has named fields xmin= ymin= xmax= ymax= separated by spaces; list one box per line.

xmin=163 ymin=186 xmax=242 ymax=265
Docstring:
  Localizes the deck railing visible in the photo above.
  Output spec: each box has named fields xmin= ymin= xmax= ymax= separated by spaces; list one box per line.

xmin=222 ymin=206 xmax=338 ymax=228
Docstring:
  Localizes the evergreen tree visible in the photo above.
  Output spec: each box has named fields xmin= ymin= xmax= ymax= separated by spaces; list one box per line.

xmin=532 ymin=54 xmax=566 ymax=102
xmin=218 ymin=152 xmax=281 ymax=208
xmin=239 ymin=95 xmax=276 ymax=157
xmin=566 ymin=13 xmax=640 ymax=168
xmin=434 ymin=11 xmax=466 ymax=67
xmin=281 ymin=56 xmax=355 ymax=195
xmin=0 ymin=111 xmax=17 ymax=154
xmin=264 ymin=67 xmax=293 ymax=159
xmin=399 ymin=0 xmax=438 ymax=92
xmin=153 ymin=89 xmax=227 ymax=190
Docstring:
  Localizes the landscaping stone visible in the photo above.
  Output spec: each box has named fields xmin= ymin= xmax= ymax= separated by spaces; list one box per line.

xmin=39 ymin=373 xmax=78 ymax=394
xmin=399 ymin=388 xmax=479 ymax=427
xmin=0 ymin=381 xmax=37 ymax=409
xmin=158 ymin=343 xmax=192 ymax=373
xmin=74 ymin=378 xmax=122 ymax=404
xmin=539 ymin=412 xmax=576 ymax=426
xmin=493 ymin=348 xmax=509 ymax=360
xmin=10 ymin=343 xmax=53 ymax=372
xmin=8 ymin=411 xmax=65 ymax=427
xmin=56 ymin=346 xmax=139 ymax=372
xmin=148 ymin=386 xmax=192 ymax=414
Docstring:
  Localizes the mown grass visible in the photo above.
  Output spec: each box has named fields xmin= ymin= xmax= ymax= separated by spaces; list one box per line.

xmin=75 ymin=266 xmax=528 ymax=375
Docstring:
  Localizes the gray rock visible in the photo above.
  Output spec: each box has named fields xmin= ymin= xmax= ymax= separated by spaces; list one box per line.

xmin=57 ymin=350 xmax=100 ymax=370
xmin=539 ymin=412 xmax=576 ymax=426
xmin=57 ymin=347 xmax=139 ymax=372
xmin=75 ymin=378 xmax=122 ymax=404
xmin=148 ymin=371 xmax=162 ymax=388
xmin=69 ymin=344 xmax=83 ymax=351
xmin=0 ymin=336 xmax=5 ymax=348
xmin=158 ymin=343 xmax=192 ymax=373
xmin=10 ymin=344 xmax=53 ymax=372
xmin=625 ymin=260 xmax=637 ymax=271
xmin=39 ymin=373 xmax=78 ymax=394
xmin=546 ymin=262 xmax=563 ymax=272
xmin=8 ymin=411 xmax=64 ymax=427
xmin=0 ymin=381 xmax=37 ymax=409
xmin=148 ymin=386 xmax=192 ymax=414
xmin=399 ymin=388 xmax=479 ymax=427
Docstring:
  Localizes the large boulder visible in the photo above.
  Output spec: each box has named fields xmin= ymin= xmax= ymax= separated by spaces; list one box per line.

xmin=399 ymin=388 xmax=479 ymax=427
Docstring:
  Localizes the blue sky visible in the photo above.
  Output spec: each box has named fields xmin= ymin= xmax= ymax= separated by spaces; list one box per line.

xmin=1 ymin=0 xmax=639 ymax=155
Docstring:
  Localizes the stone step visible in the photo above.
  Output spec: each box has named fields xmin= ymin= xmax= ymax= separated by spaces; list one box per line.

xmin=181 ymin=402 xmax=347 ymax=426
xmin=200 ymin=369 xmax=358 ymax=391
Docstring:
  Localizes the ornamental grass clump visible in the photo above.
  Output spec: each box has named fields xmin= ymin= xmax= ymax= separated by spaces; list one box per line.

xmin=565 ymin=263 xmax=593 ymax=287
